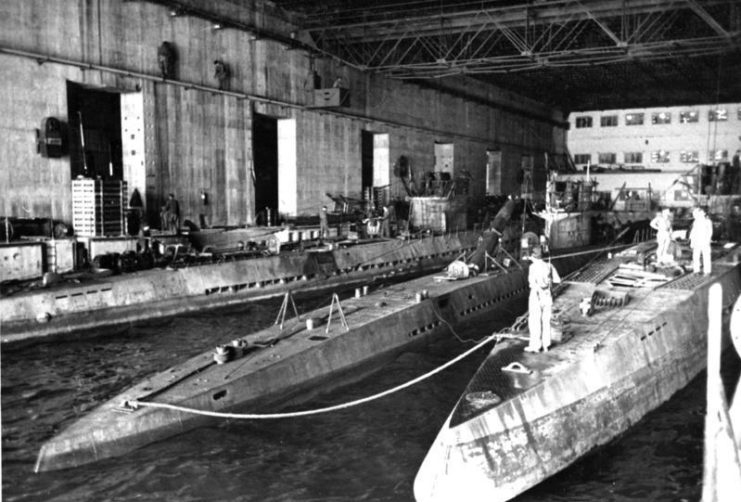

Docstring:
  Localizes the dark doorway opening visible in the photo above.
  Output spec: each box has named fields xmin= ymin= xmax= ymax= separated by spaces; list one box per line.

xmin=361 ymin=130 xmax=374 ymax=193
xmin=66 ymin=82 xmax=123 ymax=180
xmin=253 ymin=113 xmax=279 ymax=225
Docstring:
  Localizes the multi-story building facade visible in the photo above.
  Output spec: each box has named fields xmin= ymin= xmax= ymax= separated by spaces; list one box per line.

xmin=567 ymin=103 xmax=741 ymax=193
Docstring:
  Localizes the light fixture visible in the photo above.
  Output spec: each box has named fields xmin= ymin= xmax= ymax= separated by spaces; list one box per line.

xmin=212 ymin=23 xmax=223 ymax=30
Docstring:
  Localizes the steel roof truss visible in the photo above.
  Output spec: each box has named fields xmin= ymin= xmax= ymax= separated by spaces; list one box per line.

xmin=685 ymin=0 xmax=729 ymax=38
xmin=298 ymin=0 xmax=739 ymax=80
xmin=381 ymin=35 xmax=424 ymax=67
xmin=365 ymin=23 xmax=407 ymax=66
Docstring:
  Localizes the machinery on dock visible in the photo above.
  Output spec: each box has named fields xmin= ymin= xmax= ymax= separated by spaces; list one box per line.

xmin=414 ymin=241 xmax=741 ymax=502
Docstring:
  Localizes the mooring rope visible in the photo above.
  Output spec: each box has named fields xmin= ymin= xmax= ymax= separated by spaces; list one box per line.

xmin=549 ymin=243 xmax=630 ymax=261
xmin=126 ymin=333 xmax=499 ymax=419
xmin=127 ymin=233 xmax=644 ymax=420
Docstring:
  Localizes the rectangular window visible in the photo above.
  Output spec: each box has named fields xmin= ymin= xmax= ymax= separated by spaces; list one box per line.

xmin=680 ymin=151 xmax=699 ymax=163
xmin=710 ymin=150 xmax=728 ymax=162
xmin=434 ymin=142 xmax=454 ymax=173
xmin=651 ymin=150 xmax=670 ymax=163
xmin=679 ymin=111 xmax=699 ymax=123
xmin=624 ymin=152 xmax=643 ymax=164
xmin=598 ymin=152 xmax=616 ymax=165
xmin=709 ymin=109 xmax=728 ymax=121
xmin=573 ymin=154 xmax=591 ymax=165
xmin=600 ymin=115 xmax=618 ymax=127
xmin=651 ymin=112 xmax=671 ymax=124
xmin=575 ymin=116 xmax=593 ymax=128
xmin=625 ymin=113 xmax=644 ymax=125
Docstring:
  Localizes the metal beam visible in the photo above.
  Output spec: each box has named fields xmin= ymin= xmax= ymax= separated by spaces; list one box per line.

xmin=380 ymin=35 xmax=738 ymax=77
xmin=685 ymin=0 xmax=730 ymax=38
xmin=577 ymin=0 xmax=624 ymax=46
xmin=301 ymin=0 xmax=728 ymax=42
xmin=302 ymin=0 xmax=739 ymax=80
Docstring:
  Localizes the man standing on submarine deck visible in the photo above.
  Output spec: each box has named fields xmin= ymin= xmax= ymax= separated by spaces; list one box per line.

xmin=690 ymin=206 xmax=713 ymax=276
xmin=526 ymin=245 xmax=561 ymax=353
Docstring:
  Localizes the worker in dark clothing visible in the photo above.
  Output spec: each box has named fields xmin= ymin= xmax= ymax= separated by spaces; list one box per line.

xmin=157 ymin=41 xmax=176 ymax=79
xmin=161 ymin=193 xmax=180 ymax=233
xmin=213 ymin=60 xmax=230 ymax=90
xmin=732 ymin=151 xmax=740 ymax=194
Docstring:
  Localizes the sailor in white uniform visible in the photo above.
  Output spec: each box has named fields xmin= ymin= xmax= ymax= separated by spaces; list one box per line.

xmin=526 ymin=246 xmax=561 ymax=353
xmin=690 ymin=206 xmax=713 ymax=275
xmin=650 ymin=207 xmax=673 ymax=265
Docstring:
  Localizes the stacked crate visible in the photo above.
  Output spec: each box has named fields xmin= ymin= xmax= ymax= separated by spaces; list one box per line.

xmin=72 ymin=179 xmax=127 ymax=237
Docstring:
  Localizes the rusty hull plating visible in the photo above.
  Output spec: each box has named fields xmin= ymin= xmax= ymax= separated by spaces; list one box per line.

xmin=414 ymin=244 xmax=741 ymax=502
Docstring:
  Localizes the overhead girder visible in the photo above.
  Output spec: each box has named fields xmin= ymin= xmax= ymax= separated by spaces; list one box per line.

xmin=300 ymin=0 xmax=741 ymax=77
xmin=302 ymin=0 xmax=729 ymax=41
xmin=384 ymin=37 xmax=735 ymax=77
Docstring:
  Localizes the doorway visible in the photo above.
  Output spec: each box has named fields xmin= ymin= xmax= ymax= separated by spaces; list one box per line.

xmin=66 ymin=82 xmax=123 ymax=180
xmin=253 ymin=113 xmax=279 ymax=225
xmin=486 ymin=150 xmax=502 ymax=195
xmin=372 ymin=134 xmax=390 ymax=188
xmin=359 ymin=132 xmax=390 ymax=210
xmin=361 ymin=130 xmax=374 ymax=193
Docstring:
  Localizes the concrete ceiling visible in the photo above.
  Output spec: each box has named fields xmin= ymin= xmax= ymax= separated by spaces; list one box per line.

xmin=271 ymin=0 xmax=741 ymax=112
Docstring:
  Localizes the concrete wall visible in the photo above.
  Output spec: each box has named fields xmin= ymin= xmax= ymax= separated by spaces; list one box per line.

xmin=0 ymin=0 xmax=565 ymax=230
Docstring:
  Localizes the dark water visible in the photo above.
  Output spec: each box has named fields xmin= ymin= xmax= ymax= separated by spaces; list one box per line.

xmin=2 ymin=293 xmax=739 ymax=502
